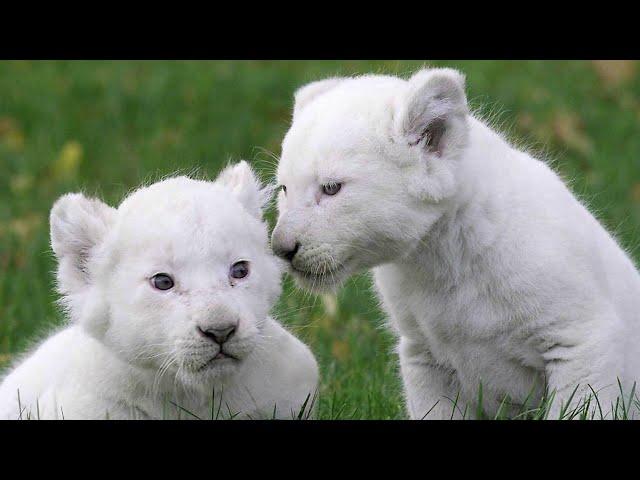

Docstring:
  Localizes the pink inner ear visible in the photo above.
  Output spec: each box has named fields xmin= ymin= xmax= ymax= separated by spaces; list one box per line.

xmin=408 ymin=118 xmax=446 ymax=156
xmin=425 ymin=119 xmax=446 ymax=155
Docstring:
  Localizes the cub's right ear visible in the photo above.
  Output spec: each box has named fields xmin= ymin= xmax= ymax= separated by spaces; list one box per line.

xmin=215 ymin=160 xmax=273 ymax=220
xmin=50 ymin=193 xmax=116 ymax=294
xmin=293 ymin=77 xmax=345 ymax=119
xmin=395 ymin=68 xmax=468 ymax=156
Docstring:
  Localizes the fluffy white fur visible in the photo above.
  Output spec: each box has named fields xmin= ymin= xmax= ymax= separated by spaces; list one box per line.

xmin=0 ymin=162 xmax=318 ymax=420
xmin=272 ymin=69 xmax=640 ymax=419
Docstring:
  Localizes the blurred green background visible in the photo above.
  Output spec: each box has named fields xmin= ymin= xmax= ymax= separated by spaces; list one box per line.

xmin=1 ymin=61 xmax=639 ymax=419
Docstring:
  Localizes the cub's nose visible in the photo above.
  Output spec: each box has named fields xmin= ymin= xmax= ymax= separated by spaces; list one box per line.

xmin=271 ymin=226 xmax=300 ymax=263
xmin=197 ymin=324 xmax=237 ymax=344
xmin=272 ymin=242 xmax=300 ymax=262
xmin=274 ymin=242 xmax=300 ymax=262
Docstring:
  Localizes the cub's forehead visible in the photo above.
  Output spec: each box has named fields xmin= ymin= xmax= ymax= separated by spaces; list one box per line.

xmin=119 ymin=178 xmax=231 ymax=221
xmin=279 ymin=75 xmax=405 ymax=181
xmin=290 ymin=75 xmax=403 ymax=140
xmin=112 ymin=177 xmax=264 ymax=252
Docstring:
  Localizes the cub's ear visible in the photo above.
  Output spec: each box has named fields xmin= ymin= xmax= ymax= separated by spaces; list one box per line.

xmin=395 ymin=68 xmax=468 ymax=155
xmin=50 ymin=193 xmax=116 ymax=295
xmin=293 ymin=77 xmax=345 ymax=119
xmin=216 ymin=160 xmax=273 ymax=220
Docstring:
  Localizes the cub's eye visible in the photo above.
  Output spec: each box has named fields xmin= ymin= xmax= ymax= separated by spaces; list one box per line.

xmin=230 ymin=261 xmax=250 ymax=281
xmin=322 ymin=182 xmax=341 ymax=196
xmin=151 ymin=273 xmax=174 ymax=291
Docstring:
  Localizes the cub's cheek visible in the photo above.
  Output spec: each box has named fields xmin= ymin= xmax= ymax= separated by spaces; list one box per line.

xmin=111 ymin=280 xmax=155 ymax=306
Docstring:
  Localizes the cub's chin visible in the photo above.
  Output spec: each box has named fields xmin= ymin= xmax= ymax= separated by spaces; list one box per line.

xmin=179 ymin=358 xmax=241 ymax=387
xmin=289 ymin=265 xmax=350 ymax=294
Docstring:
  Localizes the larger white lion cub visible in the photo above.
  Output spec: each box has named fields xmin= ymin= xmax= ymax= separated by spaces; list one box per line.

xmin=0 ymin=162 xmax=318 ymax=420
xmin=272 ymin=68 xmax=640 ymax=418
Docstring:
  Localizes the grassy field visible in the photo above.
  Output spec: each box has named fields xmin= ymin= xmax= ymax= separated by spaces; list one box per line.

xmin=1 ymin=60 xmax=639 ymax=419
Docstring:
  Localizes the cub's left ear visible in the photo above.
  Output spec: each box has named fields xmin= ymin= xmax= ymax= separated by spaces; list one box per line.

xmin=395 ymin=68 xmax=469 ymax=155
xmin=216 ymin=161 xmax=273 ymax=219
xmin=293 ymin=77 xmax=345 ymax=120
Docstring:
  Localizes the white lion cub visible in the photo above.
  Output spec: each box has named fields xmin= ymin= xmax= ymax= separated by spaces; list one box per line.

xmin=272 ymin=68 xmax=640 ymax=419
xmin=0 ymin=162 xmax=318 ymax=420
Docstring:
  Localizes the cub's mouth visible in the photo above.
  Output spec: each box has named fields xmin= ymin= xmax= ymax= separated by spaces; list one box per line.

xmin=289 ymin=262 xmax=348 ymax=292
xmin=196 ymin=351 xmax=239 ymax=372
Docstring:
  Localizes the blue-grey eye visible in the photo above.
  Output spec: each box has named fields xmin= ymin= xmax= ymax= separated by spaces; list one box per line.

xmin=151 ymin=273 xmax=174 ymax=290
xmin=230 ymin=261 xmax=250 ymax=280
xmin=322 ymin=182 xmax=341 ymax=196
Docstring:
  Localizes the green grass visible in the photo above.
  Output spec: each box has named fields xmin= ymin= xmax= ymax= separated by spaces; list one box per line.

xmin=1 ymin=60 xmax=639 ymax=419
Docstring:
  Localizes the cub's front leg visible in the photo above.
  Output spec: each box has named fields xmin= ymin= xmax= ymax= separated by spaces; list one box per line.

xmin=540 ymin=309 xmax=627 ymax=419
xmin=398 ymin=337 xmax=463 ymax=420
xmin=235 ymin=318 xmax=319 ymax=419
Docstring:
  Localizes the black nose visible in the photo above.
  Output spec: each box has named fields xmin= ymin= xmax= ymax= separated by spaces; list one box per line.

xmin=198 ymin=325 xmax=236 ymax=344
xmin=275 ymin=242 xmax=300 ymax=262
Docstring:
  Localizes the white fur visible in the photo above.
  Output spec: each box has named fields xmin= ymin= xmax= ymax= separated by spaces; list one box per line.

xmin=272 ymin=69 xmax=640 ymax=419
xmin=0 ymin=162 xmax=318 ymax=420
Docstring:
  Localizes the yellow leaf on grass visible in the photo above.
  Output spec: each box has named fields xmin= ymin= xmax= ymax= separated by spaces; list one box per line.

xmin=331 ymin=340 xmax=350 ymax=361
xmin=152 ymin=128 xmax=183 ymax=149
xmin=551 ymin=112 xmax=594 ymax=156
xmin=52 ymin=141 xmax=83 ymax=181
xmin=631 ymin=183 xmax=640 ymax=203
xmin=516 ymin=113 xmax=534 ymax=131
xmin=10 ymin=173 xmax=34 ymax=194
xmin=0 ymin=117 xmax=25 ymax=151
xmin=321 ymin=293 xmax=338 ymax=318
xmin=591 ymin=60 xmax=637 ymax=88
xmin=0 ymin=353 xmax=11 ymax=365
xmin=315 ymin=315 xmax=334 ymax=331
xmin=4 ymin=130 xmax=24 ymax=151
xmin=5 ymin=213 xmax=44 ymax=241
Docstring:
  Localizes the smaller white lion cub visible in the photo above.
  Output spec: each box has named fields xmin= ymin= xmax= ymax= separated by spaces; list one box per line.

xmin=0 ymin=161 xmax=319 ymax=420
